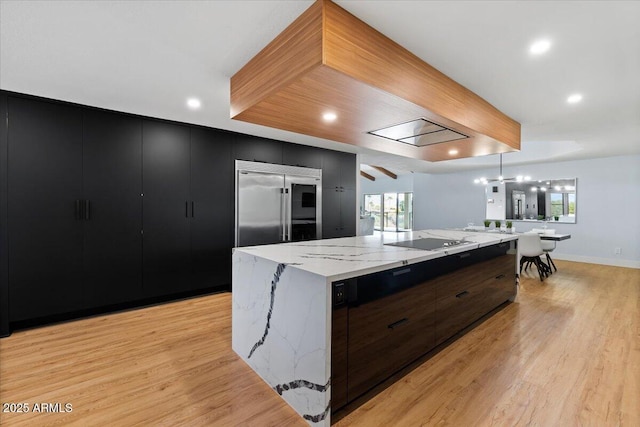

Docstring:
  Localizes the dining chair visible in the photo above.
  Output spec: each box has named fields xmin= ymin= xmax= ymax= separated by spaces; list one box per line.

xmin=530 ymin=228 xmax=558 ymax=273
xmin=519 ymin=233 xmax=549 ymax=281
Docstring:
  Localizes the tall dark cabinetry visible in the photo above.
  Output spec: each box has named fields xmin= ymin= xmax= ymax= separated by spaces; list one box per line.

xmin=0 ymin=93 xmax=7 ymax=336
xmin=0 ymin=90 xmax=354 ymax=336
xmin=6 ymin=98 xmax=144 ymax=321
xmin=322 ymin=150 xmax=357 ymax=239
xmin=142 ymin=121 xmax=233 ymax=296
xmin=83 ymin=110 xmax=142 ymax=306
xmin=190 ymin=127 xmax=233 ymax=290
xmin=7 ymin=97 xmax=84 ymax=321
xmin=142 ymin=120 xmax=192 ymax=296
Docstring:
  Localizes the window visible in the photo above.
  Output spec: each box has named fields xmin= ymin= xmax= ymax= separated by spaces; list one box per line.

xmin=550 ymin=193 xmax=563 ymax=217
xmin=550 ymin=192 xmax=576 ymax=218
xmin=363 ymin=194 xmax=382 ymax=229
xmin=363 ymin=192 xmax=413 ymax=231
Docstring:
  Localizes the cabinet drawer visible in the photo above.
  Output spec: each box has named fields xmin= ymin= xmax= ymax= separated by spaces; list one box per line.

xmin=348 ymin=280 xmax=436 ymax=400
xmin=434 ymin=252 xmax=515 ymax=345
xmin=434 ymin=279 xmax=490 ymax=345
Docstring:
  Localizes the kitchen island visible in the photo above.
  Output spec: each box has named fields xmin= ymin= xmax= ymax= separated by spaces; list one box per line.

xmin=232 ymin=229 xmax=518 ymax=425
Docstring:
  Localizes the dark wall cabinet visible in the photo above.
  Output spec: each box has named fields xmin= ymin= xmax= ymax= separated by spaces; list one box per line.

xmin=0 ymin=93 xmax=7 ymax=336
xmin=234 ymin=134 xmax=282 ymax=164
xmin=322 ymin=150 xmax=357 ymax=239
xmin=142 ymin=120 xmax=192 ymax=297
xmin=7 ymin=96 xmax=85 ymax=321
xmin=6 ymin=100 xmax=144 ymax=322
xmin=283 ymin=143 xmax=322 ymax=169
xmin=0 ymin=90 xmax=352 ymax=334
xmin=83 ymin=110 xmax=143 ymax=307
xmin=142 ymin=121 xmax=233 ymax=297
xmin=190 ymin=127 xmax=233 ymax=290
xmin=0 ymin=93 xmax=234 ymax=331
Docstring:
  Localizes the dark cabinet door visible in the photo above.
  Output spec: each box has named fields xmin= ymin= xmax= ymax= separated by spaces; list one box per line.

xmin=190 ymin=127 xmax=233 ymax=290
xmin=283 ymin=143 xmax=321 ymax=169
xmin=83 ymin=110 xmax=142 ymax=306
xmin=7 ymin=96 xmax=84 ymax=321
xmin=338 ymin=152 xmax=357 ymax=190
xmin=0 ymin=92 xmax=8 ymax=336
xmin=340 ymin=188 xmax=357 ymax=237
xmin=322 ymin=150 xmax=356 ymax=190
xmin=322 ymin=189 xmax=342 ymax=239
xmin=234 ymin=134 xmax=283 ymax=164
xmin=142 ymin=120 xmax=191 ymax=297
xmin=322 ymin=188 xmax=356 ymax=239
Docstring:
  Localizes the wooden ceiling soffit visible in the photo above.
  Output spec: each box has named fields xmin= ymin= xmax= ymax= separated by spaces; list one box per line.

xmin=370 ymin=166 xmax=397 ymax=180
xmin=230 ymin=0 xmax=521 ymax=162
xmin=360 ymin=170 xmax=375 ymax=181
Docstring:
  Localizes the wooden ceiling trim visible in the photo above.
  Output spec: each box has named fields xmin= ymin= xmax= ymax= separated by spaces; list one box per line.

xmin=230 ymin=0 xmax=521 ymax=162
xmin=230 ymin=0 xmax=323 ymax=118
xmin=360 ymin=170 xmax=376 ymax=181
xmin=370 ymin=166 xmax=397 ymax=180
xmin=322 ymin=0 xmax=520 ymax=149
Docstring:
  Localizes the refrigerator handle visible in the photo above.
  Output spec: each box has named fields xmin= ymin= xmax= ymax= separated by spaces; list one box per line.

xmin=284 ymin=188 xmax=290 ymax=241
xmin=280 ymin=188 xmax=286 ymax=241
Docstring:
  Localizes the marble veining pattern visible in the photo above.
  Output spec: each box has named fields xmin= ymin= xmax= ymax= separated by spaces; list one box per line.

xmin=232 ymin=229 xmax=519 ymax=425
xmin=247 ymin=262 xmax=286 ymax=359
xmin=232 ymin=252 xmax=331 ymax=425
xmin=236 ymin=229 xmax=518 ymax=282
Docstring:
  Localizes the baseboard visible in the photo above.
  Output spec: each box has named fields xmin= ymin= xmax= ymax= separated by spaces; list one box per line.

xmin=553 ymin=253 xmax=640 ymax=269
xmin=4 ymin=285 xmax=230 ymax=338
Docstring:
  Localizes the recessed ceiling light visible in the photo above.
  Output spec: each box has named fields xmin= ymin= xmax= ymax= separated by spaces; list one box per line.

xmin=530 ymin=39 xmax=551 ymax=55
xmin=567 ymin=94 xmax=583 ymax=104
xmin=187 ymin=98 xmax=201 ymax=109
xmin=448 ymin=149 xmax=458 ymax=155
xmin=322 ymin=112 xmax=337 ymax=122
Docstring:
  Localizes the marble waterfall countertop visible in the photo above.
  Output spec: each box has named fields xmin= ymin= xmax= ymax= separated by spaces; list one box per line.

xmin=233 ymin=229 xmax=519 ymax=282
xmin=232 ymin=228 xmax=519 ymax=425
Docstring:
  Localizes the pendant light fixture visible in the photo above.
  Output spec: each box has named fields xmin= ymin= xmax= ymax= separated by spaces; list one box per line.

xmin=473 ymin=154 xmax=531 ymax=184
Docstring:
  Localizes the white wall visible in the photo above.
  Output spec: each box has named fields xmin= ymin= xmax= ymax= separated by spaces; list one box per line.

xmin=413 ymin=155 xmax=640 ymax=268
xmin=360 ymin=173 xmax=414 ymax=195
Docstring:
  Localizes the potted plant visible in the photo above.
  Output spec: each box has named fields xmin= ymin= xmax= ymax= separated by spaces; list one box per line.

xmin=554 ymin=215 xmax=559 ymax=221
xmin=494 ymin=220 xmax=502 ymax=231
xmin=484 ymin=220 xmax=492 ymax=229
xmin=506 ymin=220 xmax=513 ymax=233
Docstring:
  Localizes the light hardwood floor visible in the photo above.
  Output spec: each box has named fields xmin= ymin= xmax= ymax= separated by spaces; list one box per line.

xmin=1 ymin=260 xmax=638 ymax=426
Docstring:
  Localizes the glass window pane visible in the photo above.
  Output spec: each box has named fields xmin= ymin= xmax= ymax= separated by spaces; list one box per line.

xmin=550 ymin=193 xmax=563 ymax=216
xmin=383 ymin=193 xmax=398 ymax=231
xmin=397 ymin=192 xmax=413 ymax=231
xmin=568 ymin=193 xmax=576 ymax=216
xmin=364 ymin=194 xmax=382 ymax=230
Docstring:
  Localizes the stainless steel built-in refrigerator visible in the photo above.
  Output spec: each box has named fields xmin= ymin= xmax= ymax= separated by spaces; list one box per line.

xmin=235 ymin=160 xmax=322 ymax=247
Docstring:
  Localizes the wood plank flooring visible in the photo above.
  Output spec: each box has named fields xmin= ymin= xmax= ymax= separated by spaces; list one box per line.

xmin=1 ymin=260 xmax=638 ymax=426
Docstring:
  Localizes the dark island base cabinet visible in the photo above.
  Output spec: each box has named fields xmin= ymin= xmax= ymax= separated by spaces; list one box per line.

xmin=331 ymin=243 xmax=516 ymax=412
xmin=347 ymin=278 xmax=436 ymax=400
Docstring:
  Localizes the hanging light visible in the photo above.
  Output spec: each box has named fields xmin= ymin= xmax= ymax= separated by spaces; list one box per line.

xmin=473 ymin=154 xmax=531 ymax=184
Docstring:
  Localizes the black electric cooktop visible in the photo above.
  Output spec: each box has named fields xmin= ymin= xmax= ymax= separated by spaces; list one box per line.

xmin=384 ymin=237 xmax=470 ymax=251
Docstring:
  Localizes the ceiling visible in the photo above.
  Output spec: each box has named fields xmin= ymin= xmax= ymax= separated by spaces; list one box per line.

xmin=1 ymin=0 xmax=638 ymax=174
